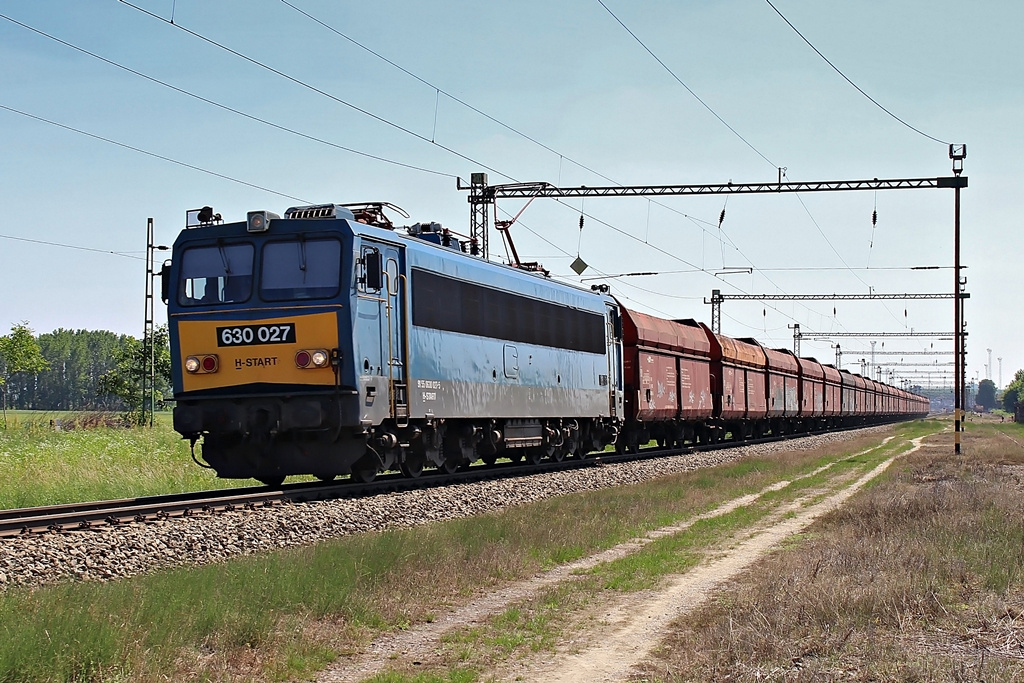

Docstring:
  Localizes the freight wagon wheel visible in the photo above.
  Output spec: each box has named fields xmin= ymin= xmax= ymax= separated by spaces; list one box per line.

xmin=525 ymin=448 xmax=544 ymax=465
xmin=481 ymin=455 xmax=498 ymax=466
xmin=315 ymin=474 xmax=337 ymax=482
xmin=257 ymin=476 xmax=285 ymax=488
xmin=507 ymin=453 xmax=523 ymax=463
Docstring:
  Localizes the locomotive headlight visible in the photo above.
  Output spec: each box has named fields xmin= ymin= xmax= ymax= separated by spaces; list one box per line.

xmin=185 ymin=355 xmax=218 ymax=374
xmin=295 ymin=349 xmax=330 ymax=369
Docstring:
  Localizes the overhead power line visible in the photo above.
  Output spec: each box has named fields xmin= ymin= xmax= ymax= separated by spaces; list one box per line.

xmin=0 ymin=233 xmax=145 ymax=260
xmin=0 ymin=13 xmax=455 ymax=179
xmin=596 ymin=0 xmax=777 ymax=168
xmin=116 ymin=0 xmax=858 ymax=334
xmin=0 ymin=103 xmax=310 ymax=203
xmin=763 ymin=0 xmax=949 ymax=145
xmin=107 ymin=1 xmax=835 ymax=330
xmin=117 ymin=0 xmax=512 ymax=181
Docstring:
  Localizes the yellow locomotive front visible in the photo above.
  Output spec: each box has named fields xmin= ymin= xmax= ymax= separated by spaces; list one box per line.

xmin=167 ymin=207 xmax=371 ymax=486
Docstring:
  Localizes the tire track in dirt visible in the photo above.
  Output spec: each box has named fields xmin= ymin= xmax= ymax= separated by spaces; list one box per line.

xmin=504 ymin=435 xmax=926 ymax=683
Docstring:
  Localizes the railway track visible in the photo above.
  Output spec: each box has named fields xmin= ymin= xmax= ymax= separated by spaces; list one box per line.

xmin=0 ymin=426 xmax=887 ymax=538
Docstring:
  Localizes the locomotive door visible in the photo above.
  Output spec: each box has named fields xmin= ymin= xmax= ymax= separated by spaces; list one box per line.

xmin=606 ymin=304 xmax=622 ymax=418
xmin=359 ymin=240 xmax=408 ymax=420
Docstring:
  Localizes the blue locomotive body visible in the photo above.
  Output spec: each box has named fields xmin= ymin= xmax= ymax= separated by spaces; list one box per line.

xmin=167 ymin=204 xmax=623 ymax=484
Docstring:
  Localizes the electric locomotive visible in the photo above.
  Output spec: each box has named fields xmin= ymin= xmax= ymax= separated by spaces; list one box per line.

xmin=166 ymin=203 xmax=624 ymax=486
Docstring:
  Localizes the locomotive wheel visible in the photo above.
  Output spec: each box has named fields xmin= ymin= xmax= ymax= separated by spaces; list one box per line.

xmin=315 ymin=474 xmax=337 ymax=482
xmin=351 ymin=459 xmax=378 ymax=484
xmin=257 ymin=476 xmax=285 ymax=488
xmin=400 ymin=457 xmax=425 ymax=478
xmin=525 ymin=449 xmax=543 ymax=465
xmin=481 ymin=455 xmax=498 ymax=466
xmin=437 ymin=458 xmax=459 ymax=475
xmin=507 ymin=453 xmax=523 ymax=463
xmin=549 ymin=447 xmax=565 ymax=463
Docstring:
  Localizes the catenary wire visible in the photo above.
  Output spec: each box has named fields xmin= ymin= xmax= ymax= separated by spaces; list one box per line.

xmin=0 ymin=233 xmax=145 ymax=260
xmin=114 ymin=0 xmax=794 ymax=319
xmin=596 ymin=0 xmax=777 ymax=168
xmin=591 ymin=1 xmax=862 ymax=334
xmin=276 ymin=0 xmax=730 ymax=238
xmin=0 ymin=103 xmax=311 ymax=203
xmin=764 ymin=0 xmax=950 ymax=146
xmin=2 ymin=10 xmax=747 ymax=307
xmin=0 ymin=13 xmax=456 ymax=180
xmin=114 ymin=0 xmax=823 ymax=326
xmin=117 ymin=0 xmax=513 ymax=182
xmin=13 ymin=6 xmax=901 ymax=340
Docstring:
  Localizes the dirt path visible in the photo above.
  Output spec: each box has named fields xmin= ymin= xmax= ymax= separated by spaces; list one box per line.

xmin=505 ymin=439 xmax=923 ymax=682
xmin=315 ymin=436 xmax=912 ymax=683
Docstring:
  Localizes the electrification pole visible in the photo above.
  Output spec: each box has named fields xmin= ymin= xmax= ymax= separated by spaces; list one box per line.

xmin=950 ymin=144 xmax=966 ymax=454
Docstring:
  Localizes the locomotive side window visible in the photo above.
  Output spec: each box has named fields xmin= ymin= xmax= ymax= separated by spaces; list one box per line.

xmin=411 ymin=269 xmax=605 ymax=354
xmin=178 ymin=243 xmax=254 ymax=306
xmin=260 ymin=238 xmax=342 ymax=301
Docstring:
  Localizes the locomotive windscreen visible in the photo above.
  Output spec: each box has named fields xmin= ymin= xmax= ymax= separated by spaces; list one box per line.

xmin=411 ymin=269 xmax=605 ymax=354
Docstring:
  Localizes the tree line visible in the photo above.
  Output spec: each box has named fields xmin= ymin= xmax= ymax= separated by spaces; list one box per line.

xmin=0 ymin=323 xmax=171 ymax=419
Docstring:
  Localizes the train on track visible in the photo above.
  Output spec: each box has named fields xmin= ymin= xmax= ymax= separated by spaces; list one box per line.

xmin=165 ymin=202 xmax=929 ymax=486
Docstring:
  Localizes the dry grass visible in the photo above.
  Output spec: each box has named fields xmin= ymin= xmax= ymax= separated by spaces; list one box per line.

xmin=634 ymin=419 xmax=1024 ymax=682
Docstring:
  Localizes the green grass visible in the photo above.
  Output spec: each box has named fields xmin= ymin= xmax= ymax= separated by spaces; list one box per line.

xmin=0 ymin=422 xmax=943 ymax=681
xmin=0 ymin=410 xmax=256 ymax=509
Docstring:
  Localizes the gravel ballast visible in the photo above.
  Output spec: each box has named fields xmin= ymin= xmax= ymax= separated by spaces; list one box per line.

xmin=0 ymin=428 xmax=890 ymax=592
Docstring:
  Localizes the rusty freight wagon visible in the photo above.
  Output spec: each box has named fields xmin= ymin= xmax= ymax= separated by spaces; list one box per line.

xmin=617 ymin=309 xmax=713 ymax=450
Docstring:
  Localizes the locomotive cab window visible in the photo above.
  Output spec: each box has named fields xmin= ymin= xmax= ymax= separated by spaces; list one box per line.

xmin=178 ymin=243 xmax=254 ymax=306
xmin=260 ymin=237 xmax=342 ymax=301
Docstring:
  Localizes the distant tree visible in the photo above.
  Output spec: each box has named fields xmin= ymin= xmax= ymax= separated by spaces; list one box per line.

xmin=98 ymin=325 xmax=171 ymax=425
xmin=1003 ymin=369 xmax=1024 ymax=413
xmin=976 ymin=379 xmax=997 ymax=412
xmin=32 ymin=329 xmax=131 ymax=410
xmin=0 ymin=322 xmax=50 ymax=428
xmin=1004 ymin=387 xmax=1019 ymax=413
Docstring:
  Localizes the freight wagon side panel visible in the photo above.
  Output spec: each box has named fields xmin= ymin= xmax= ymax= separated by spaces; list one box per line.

xmin=745 ymin=369 xmax=767 ymax=419
xmin=635 ymin=351 xmax=680 ymax=421
xmin=822 ymin=365 xmax=843 ymax=416
xmin=679 ymin=357 xmax=712 ymax=419
xmin=797 ymin=358 xmax=825 ymax=418
xmin=720 ymin=365 xmax=745 ymax=420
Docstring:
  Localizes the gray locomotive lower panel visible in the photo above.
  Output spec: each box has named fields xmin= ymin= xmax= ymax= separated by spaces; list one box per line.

xmin=410 ymin=378 xmax=610 ymax=419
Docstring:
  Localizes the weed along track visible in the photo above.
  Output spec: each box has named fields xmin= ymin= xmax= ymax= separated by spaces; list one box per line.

xmin=315 ymin=426 xmax=934 ymax=683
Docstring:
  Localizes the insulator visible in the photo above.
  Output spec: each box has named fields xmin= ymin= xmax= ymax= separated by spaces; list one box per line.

xmin=718 ymin=209 xmax=726 ymax=226
xmin=579 ymin=215 xmax=584 ymax=230
xmin=871 ymin=209 xmax=877 ymax=226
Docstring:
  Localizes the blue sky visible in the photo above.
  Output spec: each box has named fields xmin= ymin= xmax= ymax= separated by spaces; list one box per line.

xmin=1 ymin=0 xmax=1020 ymax=390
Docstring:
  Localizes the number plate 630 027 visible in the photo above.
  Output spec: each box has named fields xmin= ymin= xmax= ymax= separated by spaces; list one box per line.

xmin=216 ymin=323 xmax=296 ymax=347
